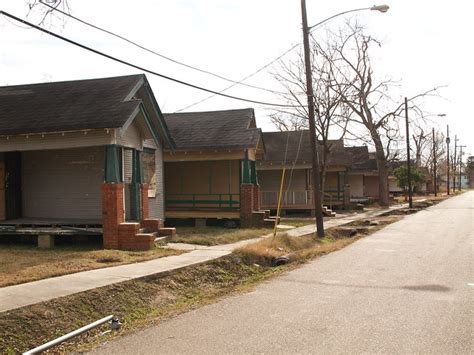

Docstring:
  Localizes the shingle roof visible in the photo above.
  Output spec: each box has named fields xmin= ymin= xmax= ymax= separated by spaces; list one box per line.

xmin=0 ymin=75 xmax=145 ymax=135
xmin=344 ymin=146 xmax=378 ymax=171
xmin=261 ymin=131 xmax=350 ymax=166
xmin=163 ymin=109 xmax=262 ymax=150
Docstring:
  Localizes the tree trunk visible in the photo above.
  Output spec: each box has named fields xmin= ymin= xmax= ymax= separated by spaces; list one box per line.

xmin=371 ymin=131 xmax=390 ymax=206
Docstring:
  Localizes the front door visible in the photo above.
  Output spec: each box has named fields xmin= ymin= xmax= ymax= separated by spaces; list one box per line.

xmin=5 ymin=152 xmax=22 ymax=220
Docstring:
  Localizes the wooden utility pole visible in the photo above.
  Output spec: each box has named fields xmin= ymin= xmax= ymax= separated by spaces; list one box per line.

xmin=432 ymin=128 xmax=437 ymax=196
xmin=446 ymin=125 xmax=450 ymax=195
xmin=453 ymin=135 xmax=458 ymax=192
xmin=300 ymin=0 xmax=324 ymax=238
xmin=459 ymin=145 xmax=466 ymax=191
xmin=405 ymin=97 xmax=413 ymax=208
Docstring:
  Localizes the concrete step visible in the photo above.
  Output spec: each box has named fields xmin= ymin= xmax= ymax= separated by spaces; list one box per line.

xmin=159 ymin=227 xmax=176 ymax=238
xmin=263 ymin=218 xmax=277 ymax=228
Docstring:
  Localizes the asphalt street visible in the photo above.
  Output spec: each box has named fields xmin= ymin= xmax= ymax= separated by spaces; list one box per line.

xmin=92 ymin=192 xmax=473 ymax=354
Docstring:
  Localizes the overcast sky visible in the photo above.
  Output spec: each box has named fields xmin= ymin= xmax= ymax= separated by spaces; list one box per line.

xmin=1 ymin=0 xmax=472 ymax=158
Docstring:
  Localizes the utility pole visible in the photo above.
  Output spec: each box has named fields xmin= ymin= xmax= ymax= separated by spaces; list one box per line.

xmin=300 ymin=0 xmax=324 ymax=238
xmin=459 ymin=145 xmax=466 ymax=191
xmin=446 ymin=125 xmax=450 ymax=195
xmin=404 ymin=97 xmax=413 ymax=208
xmin=432 ymin=128 xmax=437 ymax=197
xmin=453 ymin=135 xmax=458 ymax=192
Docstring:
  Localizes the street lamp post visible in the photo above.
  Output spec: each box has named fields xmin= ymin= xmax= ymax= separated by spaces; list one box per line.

xmin=404 ymin=97 xmax=413 ymax=208
xmin=300 ymin=1 xmax=389 ymax=238
xmin=446 ymin=125 xmax=450 ymax=195
xmin=432 ymin=128 xmax=437 ymax=196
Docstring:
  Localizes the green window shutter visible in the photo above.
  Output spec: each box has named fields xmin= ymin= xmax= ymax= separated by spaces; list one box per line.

xmin=250 ymin=160 xmax=258 ymax=184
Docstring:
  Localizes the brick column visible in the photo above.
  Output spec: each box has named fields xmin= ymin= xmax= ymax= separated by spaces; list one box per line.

xmin=140 ymin=183 xmax=149 ymax=221
xmin=101 ymin=183 xmax=124 ymax=249
xmin=240 ymin=184 xmax=254 ymax=228
xmin=253 ymin=184 xmax=261 ymax=211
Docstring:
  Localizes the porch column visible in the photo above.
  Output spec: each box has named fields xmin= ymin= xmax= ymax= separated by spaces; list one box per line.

xmin=343 ymin=170 xmax=350 ymax=209
xmin=240 ymin=183 xmax=254 ymax=228
xmin=131 ymin=149 xmax=143 ymax=221
xmin=242 ymin=152 xmax=251 ymax=184
xmin=250 ymin=160 xmax=260 ymax=210
xmin=102 ymin=145 xmax=124 ymax=249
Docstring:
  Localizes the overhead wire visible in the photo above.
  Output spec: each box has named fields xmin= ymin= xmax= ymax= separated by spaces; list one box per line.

xmin=0 ymin=10 xmax=299 ymax=109
xmin=39 ymin=0 xmax=285 ymax=96
xmin=175 ymin=43 xmax=300 ymax=112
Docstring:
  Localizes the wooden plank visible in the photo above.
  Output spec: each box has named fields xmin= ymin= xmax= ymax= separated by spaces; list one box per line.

xmin=164 ymin=150 xmax=244 ymax=162
xmin=165 ymin=210 xmax=240 ymax=219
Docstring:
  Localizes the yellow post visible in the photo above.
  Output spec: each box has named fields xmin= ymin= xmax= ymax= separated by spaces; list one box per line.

xmin=273 ymin=168 xmax=286 ymax=237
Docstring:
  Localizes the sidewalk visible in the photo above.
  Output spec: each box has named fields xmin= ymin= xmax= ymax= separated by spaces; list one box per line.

xmin=0 ymin=205 xmax=404 ymax=313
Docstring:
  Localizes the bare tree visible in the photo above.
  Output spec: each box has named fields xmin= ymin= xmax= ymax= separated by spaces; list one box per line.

xmin=271 ymin=34 xmax=349 ymax=194
xmin=26 ymin=0 xmax=70 ymax=25
xmin=322 ymin=21 xmax=440 ymax=206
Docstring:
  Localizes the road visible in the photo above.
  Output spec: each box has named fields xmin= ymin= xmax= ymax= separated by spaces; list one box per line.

xmin=92 ymin=192 xmax=473 ymax=354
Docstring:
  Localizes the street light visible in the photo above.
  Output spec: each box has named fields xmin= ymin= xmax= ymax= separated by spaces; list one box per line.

xmin=300 ymin=2 xmax=389 ymax=238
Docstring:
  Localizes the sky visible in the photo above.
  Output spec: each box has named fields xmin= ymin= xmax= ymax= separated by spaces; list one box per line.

xmin=1 ymin=0 xmax=472 ymax=159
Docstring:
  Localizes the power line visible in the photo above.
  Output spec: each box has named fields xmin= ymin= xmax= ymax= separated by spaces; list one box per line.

xmin=0 ymin=10 xmax=298 ymax=109
xmin=39 ymin=0 xmax=284 ymax=96
xmin=175 ymin=43 xmax=300 ymax=112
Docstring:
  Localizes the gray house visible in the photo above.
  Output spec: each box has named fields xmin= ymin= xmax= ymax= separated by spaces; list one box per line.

xmin=0 ymin=74 xmax=174 ymax=250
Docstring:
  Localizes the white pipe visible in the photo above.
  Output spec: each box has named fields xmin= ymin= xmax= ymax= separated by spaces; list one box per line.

xmin=23 ymin=315 xmax=115 ymax=354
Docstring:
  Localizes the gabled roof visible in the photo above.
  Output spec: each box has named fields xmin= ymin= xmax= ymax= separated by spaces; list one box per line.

xmin=261 ymin=131 xmax=350 ymax=166
xmin=344 ymin=146 xmax=378 ymax=171
xmin=0 ymin=74 xmax=174 ymax=149
xmin=163 ymin=108 xmax=262 ymax=150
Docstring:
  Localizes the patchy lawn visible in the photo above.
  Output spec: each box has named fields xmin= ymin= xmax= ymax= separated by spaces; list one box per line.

xmin=171 ymin=227 xmax=272 ymax=246
xmin=280 ymin=218 xmax=314 ymax=228
xmin=0 ymin=245 xmax=183 ymax=288
xmin=0 ymin=205 xmax=430 ymax=353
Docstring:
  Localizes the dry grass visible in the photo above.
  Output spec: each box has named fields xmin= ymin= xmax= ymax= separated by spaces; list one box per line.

xmin=0 ymin=245 xmax=183 ymax=288
xmin=280 ymin=219 xmax=314 ymax=228
xmin=235 ymin=230 xmax=364 ymax=268
xmin=0 ymin=256 xmax=281 ymax=354
xmin=172 ymin=227 xmax=272 ymax=246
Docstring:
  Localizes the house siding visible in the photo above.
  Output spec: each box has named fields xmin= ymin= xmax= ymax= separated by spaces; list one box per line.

xmin=148 ymin=144 xmax=165 ymax=220
xmin=117 ymin=121 xmax=142 ymax=149
xmin=22 ymin=147 xmax=104 ymax=220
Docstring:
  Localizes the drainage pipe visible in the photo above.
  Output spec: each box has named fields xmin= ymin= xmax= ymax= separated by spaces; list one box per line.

xmin=23 ymin=315 xmax=117 ymax=354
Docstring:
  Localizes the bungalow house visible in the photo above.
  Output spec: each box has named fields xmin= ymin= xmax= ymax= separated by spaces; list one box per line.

xmin=257 ymin=131 xmax=352 ymax=214
xmin=0 ymin=74 xmax=174 ymax=250
xmin=346 ymin=147 xmax=406 ymax=200
xmin=163 ymin=109 xmax=273 ymax=227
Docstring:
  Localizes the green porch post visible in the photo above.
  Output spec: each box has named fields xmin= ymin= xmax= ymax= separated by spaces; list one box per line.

xmin=104 ymin=145 xmax=122 ymax=183
xmin=242 ymin=153 xmax=251 ymax=184
xmin=250 ymin=160 xmax=258 ymax=184
xmin=131 ymin=149 xmax=143 ymax=221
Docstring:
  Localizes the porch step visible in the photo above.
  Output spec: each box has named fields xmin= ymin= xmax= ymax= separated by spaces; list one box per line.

xmin=263 ymin=218 xmax=277 ymax=228
xmin=158 ymin=227 xmax=176 ymax=238
xmin=322 ymin=206 xmax=336 ymax=217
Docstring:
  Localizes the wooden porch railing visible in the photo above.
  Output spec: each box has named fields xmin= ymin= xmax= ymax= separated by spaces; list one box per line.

xmin=166 ymin=193 xmax=240 ymax=210
xmin=260 ymin=189 xmax=343 ymax=210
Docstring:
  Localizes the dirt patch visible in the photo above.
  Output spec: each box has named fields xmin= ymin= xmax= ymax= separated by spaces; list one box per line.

xmin=0 ymin=245 xmax=183 ymax=287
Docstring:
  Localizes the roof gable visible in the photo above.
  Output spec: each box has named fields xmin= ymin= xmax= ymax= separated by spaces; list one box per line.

xmin=0 ymin=74 xmax=173 ymax=149
xmin=164 ymin=108 xmax=261 ymax=150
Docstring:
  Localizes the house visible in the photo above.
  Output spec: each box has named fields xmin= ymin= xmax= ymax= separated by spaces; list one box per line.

xmin=345 ymin=146 xmax=378 ymax=199
xmin=0 ymin=74 xmax=174 ymax=250
xmin=163 ymin=109 xmax=273 ymax=227
xmin=257 ymin=131 xmax=352 ymax=214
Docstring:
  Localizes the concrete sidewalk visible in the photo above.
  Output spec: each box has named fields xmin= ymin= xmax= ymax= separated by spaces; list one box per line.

xmin=0 ymin=205 xmax=403 ymax=313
